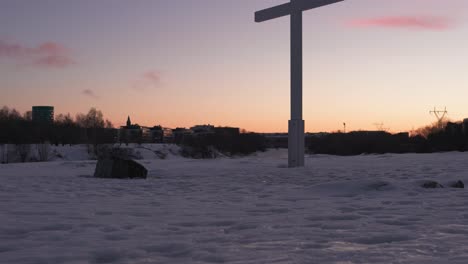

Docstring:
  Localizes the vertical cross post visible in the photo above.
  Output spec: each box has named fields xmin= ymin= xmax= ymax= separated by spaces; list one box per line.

xmin=289 ymin=3 xmax=304 ymax=167
xmin=255 ymin=0 xmax=344 ymax=168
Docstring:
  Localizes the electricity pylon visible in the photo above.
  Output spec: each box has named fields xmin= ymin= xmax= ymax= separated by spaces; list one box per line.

xmin=430 ymin=107 xmax=448 ymax=128
xmin=373 ymin=122 xmax=389 ymax=131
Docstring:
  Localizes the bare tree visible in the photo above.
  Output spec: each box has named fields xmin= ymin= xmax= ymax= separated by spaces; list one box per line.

xmin=105 ymin=119 xmax=113 ymax=129
xmin=75 ymin=113 xmax=86 ymax=127
xmin=414 ymin=120 xmax=448 ymax=138
xmin=0 ymin=144 xmax=6 ymax=164
xmin=0 ymin=106 xmax=12 ymax=121
xmin=55 ymin=113 xmax=74 ymax=125
xmin=16 ymin=144 xmax=31 ymax=162
xmin=0 ymin=106 xmax=22 ymax=121
xmin=1 ymin=144 xmax=16 ymax=163
xmin=8 ymin=109 xmax=21 ymax=120
xmin=87 ymin=108 xmax=105 ymax=128
xmin=23 ymin=111 xmax=32 ymax=121
xmin=76 ymin=108 xmax=105 ymax=129
xmin=76 ymin=108 xmax=106 ymax=156
xmin=37 ymin=142 xmax=51 ymax=162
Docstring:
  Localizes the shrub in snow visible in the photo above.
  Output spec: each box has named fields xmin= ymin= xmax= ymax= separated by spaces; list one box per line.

xmin=95 ymin=145 xmax=143 ymax=160
xmin=180 ymin=145 xmax=220 ymax=159
xmin=154 ymin=150 xmax=167 ymax=159
xmin=16 ymin=144 xmax=31 ymax=162
xmin=2 ymin=144 xmax=19 ymax=163
xmin=0 ymin=144 xmax=8 ymax=163
xmin=180 ymin=132 xmax=266 ymax=158
xmin=37 ymin=142 xmax=51 ymax=162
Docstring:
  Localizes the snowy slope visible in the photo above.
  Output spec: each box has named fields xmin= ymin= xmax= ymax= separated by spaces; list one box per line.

xmin=1 ymin=150 xmax=468 ymax=263
xmin=0 ymin=143 xmax=183 ymax=163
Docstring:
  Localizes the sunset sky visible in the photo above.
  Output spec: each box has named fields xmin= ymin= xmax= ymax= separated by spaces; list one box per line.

xmin=2 ymin=0 xmax=468 ymax=132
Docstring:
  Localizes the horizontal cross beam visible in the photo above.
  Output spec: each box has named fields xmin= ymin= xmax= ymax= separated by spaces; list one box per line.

xmin=255 ymin=0 xmax=344 ymax=23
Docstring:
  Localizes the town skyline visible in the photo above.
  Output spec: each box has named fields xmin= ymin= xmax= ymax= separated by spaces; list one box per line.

xmin=2 ymin=0 xmax=468 ymax=132
xmin=2 ymin=104 xmax=463 ymax=136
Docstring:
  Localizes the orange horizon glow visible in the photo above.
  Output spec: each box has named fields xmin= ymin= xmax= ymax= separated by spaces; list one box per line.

xmin=4 ymin=103 xmax=458 ymax=134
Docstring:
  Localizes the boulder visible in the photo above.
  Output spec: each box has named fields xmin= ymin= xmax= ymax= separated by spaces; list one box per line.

xmin=421 ymin=181 xmax=444 ymax=189
xmin=450 ymin=180 xmax=465 ymax=189
xmin=94 ymin=158 xmax=147 ymax=179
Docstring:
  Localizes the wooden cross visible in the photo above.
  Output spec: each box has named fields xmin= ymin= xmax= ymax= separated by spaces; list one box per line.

xmin=255 ymin=0 xmax=344 ymax=167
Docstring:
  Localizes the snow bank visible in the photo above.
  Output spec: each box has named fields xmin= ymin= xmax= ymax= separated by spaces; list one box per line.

xmin=0 ymin=143 xmax=184 ymax=163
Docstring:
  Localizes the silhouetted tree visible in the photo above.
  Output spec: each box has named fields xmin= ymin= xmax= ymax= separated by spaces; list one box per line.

xmin=414 ymin=121 xmax=447 ymax=139
xmin=105 ymin=119 xmax=113 ymax=129
xmin=180 ymin=128 xmax=266 ymax=158
xmin=37 ymin=142 xmax=51 ymax=161
xmin=56 ymin=113 xmax=74 ymax=126
xmin=76 ymin=108 xmax=105 ymax=129
xmin=0 ymin=106 xmax=118 ymax=146
xmin=16 ymin=144 xmax=31 ymax=162
xmin=23 ymin=111 xmax=32 ymax=121
xmin=76 ymin=108 xmax=116 ymax=155
xmin=0 ymin=106 xmax=9 ymax=120
xmin=0 ymin=106 xmax=22 ymax=121
xmin=54 ymin=113 xmax=78 ymax=145
xmin=8 ymin=109 xmax=21 ymax=121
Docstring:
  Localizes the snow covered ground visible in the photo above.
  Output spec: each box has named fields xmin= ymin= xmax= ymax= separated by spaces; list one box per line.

xmin=1 ymin=149 xmax=468 ymax=263
xmin=0 ymin=144 xmax=183 ymax=163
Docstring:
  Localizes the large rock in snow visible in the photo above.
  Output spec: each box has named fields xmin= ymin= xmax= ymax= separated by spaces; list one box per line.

xmin=421 ymin=181 xmax=444 ymax=189
xmin=450 ymin=180 xmax=464 ymax=188
xmin=94 ymin=158 xmax=147 ymax=179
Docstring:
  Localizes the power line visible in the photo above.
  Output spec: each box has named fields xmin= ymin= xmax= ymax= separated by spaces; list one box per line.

xmin=373 ymin=122 xmax=389 ymax=131
xmin=429 ymin=106 xmax=448 ymax=122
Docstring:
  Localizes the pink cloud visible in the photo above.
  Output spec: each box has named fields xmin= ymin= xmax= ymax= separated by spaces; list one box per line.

xmin=132 ymin=70 xmax=162 ymax=91
xmin=0 ymin=39 xmax=75 ymax=68
xmin=0 ymin=41 xmax=26 ymax=57
xmin=144 ymin=71 xmax=161 ymax=83
xmin=37 ymin=42 xmax=67 ymax=54
xmin=348 ymin=16 xmax=453 ymax=31
xmin=35 ymin=55 xmax=75 ymax=68
xmin=82 ymin=89 xmax=98 ymax=99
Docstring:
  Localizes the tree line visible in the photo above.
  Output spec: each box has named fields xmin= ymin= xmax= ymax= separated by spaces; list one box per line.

xmin=5 ymin=105 xmax=465 ymax=158
xmin=0 ymin=106 xmax=115 ymax=145
xmin=306 ymin=120 xmax=468 ymax=155
xmin=0 ymin=106 xmax=268 ymax=160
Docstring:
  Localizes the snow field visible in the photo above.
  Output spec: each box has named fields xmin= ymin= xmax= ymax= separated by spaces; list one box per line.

xmin=1 ymin=149 xmax=468 ymax=263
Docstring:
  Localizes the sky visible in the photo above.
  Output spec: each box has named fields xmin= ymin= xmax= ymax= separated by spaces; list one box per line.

xmin=1 ymin=0 xmax=468 ymax=133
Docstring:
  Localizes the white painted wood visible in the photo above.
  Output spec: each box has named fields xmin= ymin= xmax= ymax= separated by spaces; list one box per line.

xmin=255 ymin=0 xmax=344 ymax=167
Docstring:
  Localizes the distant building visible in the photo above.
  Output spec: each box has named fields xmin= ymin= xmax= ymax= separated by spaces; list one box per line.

xmin=118 ymin=116 xmax=172 ymax=144
xmin=214 ymin=127 xmax=240 ymax=137
xmin=126 ymin=116 xmax=131 ymax=127
xmin=190 ymin=125 xmax=215 ymax=135
xmin=349 ymin=131 xmax=388 ymax=136
xmin=119 ymin=116 xmax=142 ymax=144
xmin=172 ymin=127 xmax=192 ymax=144
xmin=121 ymin=116 xmax=141 ymax=131
xmin=32 ymin=106 xmax=54 ymax=124
xmin=306 ymin=132 xmax=330 ymax=138
xmin=148 ymin=126 xmax=164 ymax=143
xmin=445 ymin=122 xmax=462 ymax=136
xmin=394 ymin=132 xmax=410 ymax=141
xmin=162 ymin=128 xmax=173 ymax=142
xmin=463 ymin=119 xmax=468 ymax=135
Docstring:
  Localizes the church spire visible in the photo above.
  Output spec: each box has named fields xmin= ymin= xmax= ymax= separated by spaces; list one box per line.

xmin=126 ymin=116 xmax=131 ymax=127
